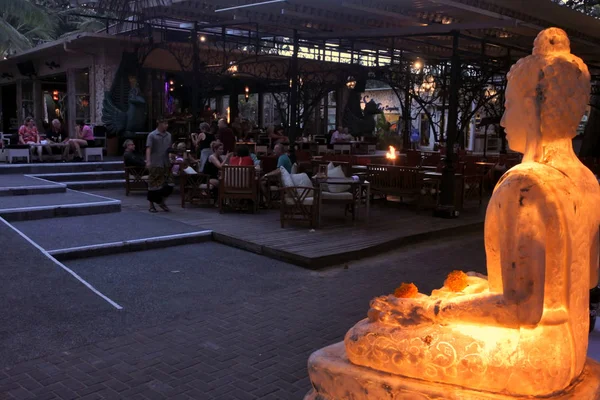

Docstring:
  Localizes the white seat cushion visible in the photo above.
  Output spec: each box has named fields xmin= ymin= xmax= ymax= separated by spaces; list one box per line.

xmin=184 ymin=166 xmax=198 ymax=175
xmin=280 ymin=166 xmax=294 ymax=188
xmin=291 ymin=163 xmax=299 ymax=174
xmin=326 ymin=166 xmax=350 ymax=193
xmin=321 ymin=191 xmax=353 ymax=201
xmin=130 ymin=174 xmax=149 ymax=180
xmin=285 ymin=196 xmax=314 ymax=206
xmin=199 ymin=183 xmax=209 ymax=189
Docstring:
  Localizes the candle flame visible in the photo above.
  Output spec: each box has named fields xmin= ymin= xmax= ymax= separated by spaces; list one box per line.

xmin=386 ymin=146 xmax=397 ymax=160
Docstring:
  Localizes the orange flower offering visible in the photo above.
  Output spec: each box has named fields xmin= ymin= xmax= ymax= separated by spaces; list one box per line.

xmin=444 ymin=270 xmax=468 ymax=292
xmin=394 ymin=282 xmax=419 ymax=298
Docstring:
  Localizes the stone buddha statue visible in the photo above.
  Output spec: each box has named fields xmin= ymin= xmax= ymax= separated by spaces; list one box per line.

xmin=306 ymin=28 xmax=600 ymax=400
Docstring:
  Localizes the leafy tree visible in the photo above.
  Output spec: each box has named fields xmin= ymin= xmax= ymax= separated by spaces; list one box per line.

xmin=555 ymin=0 xmax=600 ymax=17
xmin=1 ymin=0 xmax=105 ymax=58
xmin=0 ymin=0 xmax=57 ymax=56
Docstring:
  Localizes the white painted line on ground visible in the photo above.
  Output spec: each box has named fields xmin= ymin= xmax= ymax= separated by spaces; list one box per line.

xmin=0 ymin=184 xmax=65 ymax=191
xmin=66 ymin=189 xmax=121 ymax=202
xmin=48 ymin=230 xmax=213 ymax=254
xmin=0 ymin=217 xmax=123 ymax=310
xmin=32 ymin=171 xmax=123 ymax=177
xmin=0 ymin=200 xmax=120 ymax=213
xmin=23 ymin=174 xmax=66 ymax=186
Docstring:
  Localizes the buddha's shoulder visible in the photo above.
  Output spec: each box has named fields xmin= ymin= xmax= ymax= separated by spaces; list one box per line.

xmin=494 ymin=163 xmax=600 ymax=200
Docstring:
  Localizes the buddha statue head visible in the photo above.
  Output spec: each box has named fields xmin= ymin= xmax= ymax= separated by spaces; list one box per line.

xmin=501 ymin=27 xmax=590 ymax=156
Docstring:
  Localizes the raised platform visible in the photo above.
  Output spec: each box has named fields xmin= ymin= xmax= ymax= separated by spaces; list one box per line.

xmin=305 ymin=343 xmax=600 ymax=400
xmin=90 ymin=188 xmax=486 ymax=269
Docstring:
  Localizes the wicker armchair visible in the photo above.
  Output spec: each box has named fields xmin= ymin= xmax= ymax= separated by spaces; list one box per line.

xmin=180 ymin=171 xmax=214 ymax=208
xmin=280 ymin=186 xmax=317 ymax=228
xmin=124 ymin=166 xmax=148 ymax=196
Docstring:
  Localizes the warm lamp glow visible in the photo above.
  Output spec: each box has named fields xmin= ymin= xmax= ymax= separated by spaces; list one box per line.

xmin=385 ymin=146 xmax=396 ymax=161
xmin=413 ymin=60 xmax=423 ymax=70
xmin=346 ymin=76 xmax=357 ymax=89
xmin=169 ymin=80 xmax=174 ymax=85
xmin=199 ymin=35 xmax=206 ymax=42
xmin=227 ymin=64 xmax=238 ymax=74
xmin=226 ymin=107 xmax=231 ymax=124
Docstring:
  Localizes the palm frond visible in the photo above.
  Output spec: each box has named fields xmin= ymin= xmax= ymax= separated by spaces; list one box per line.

xmin=0 ymin=0 xmax=57 ymax=32
xmin=0 ymin=17 xmax=33 ymax=53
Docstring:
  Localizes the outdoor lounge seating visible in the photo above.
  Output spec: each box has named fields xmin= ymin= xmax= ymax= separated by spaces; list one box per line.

xmin=280 ymin=185 xmax=317 ymax=228
xmin=219 ymin=165 xmax=258 ymax=213
xmin=180 ymin=170 xmax=214 ymax=208
xmin=124 ymin=166 xmax=148 ymax=195
xmin=367 ymin=165 xmax=423 ymax=202
xmin=82 ymin=146 xmax=103 ymax=162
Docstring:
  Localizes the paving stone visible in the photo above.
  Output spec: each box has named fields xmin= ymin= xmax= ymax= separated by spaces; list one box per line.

xmin=1 ymin=227 xmax=487 ymax=399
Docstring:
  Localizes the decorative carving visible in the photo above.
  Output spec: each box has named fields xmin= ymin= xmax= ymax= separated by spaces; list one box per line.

xmin=306 ymin=28 xmax=600 ymax=399
xmin=102 ymin=53 xmax=147 ymax=136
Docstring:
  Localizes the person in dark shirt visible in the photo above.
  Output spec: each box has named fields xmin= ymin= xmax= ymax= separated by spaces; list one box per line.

xmin=217 ymin=118 xmax=236 ymax=154
xmin=45 ymin=119 xmax=67 ymax=143
xmin=123 ymin=139 xmax=146 ymax=167
xmin=44 ymin=119 xmax=69 ymax=160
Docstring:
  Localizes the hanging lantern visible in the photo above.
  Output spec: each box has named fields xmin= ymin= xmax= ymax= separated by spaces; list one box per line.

xmin=244 ymin=86 xmax=250 ymax=100
xmin=346 ymin=76 xmax=357 ymax=89
xmin=52 ymin=90 xmax=59 ymax=101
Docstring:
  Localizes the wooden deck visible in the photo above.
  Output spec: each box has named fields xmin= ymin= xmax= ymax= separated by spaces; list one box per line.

xmin=91 ymin=189 xmax=486 ymax=268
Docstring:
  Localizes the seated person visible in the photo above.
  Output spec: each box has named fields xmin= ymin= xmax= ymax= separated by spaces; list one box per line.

xmin=229 ymin=145 xmax=254 ymax=166
xmin=65 ymin=120 xmax=94 ymax=162
xmin=123 ymin=139 xmax=145 ymax=168
xmin=44 ymin=119 xmax=69 ymax=160
xmin=18 ymin=116 xmax=43 ymax=161
xmin=260 ymin=143 xmax=291 ymax=204
xmin=330 ymin=126 xmax=343 ymax=144
xmin=267 ymin=126 xmax=289 ymax=145
xmin=203 ymin=141 xmax=232 ymax=189
xmin=171 ymin=142 xmax=199 ymax=175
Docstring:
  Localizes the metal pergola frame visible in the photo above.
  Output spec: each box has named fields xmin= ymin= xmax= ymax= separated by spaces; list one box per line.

xmin=69 ymin=0 xmax=600 ymax=213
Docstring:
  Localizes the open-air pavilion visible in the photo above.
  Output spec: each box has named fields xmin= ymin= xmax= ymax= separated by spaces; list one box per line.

xmin=2 ymin=0 xmax=600 ymax=212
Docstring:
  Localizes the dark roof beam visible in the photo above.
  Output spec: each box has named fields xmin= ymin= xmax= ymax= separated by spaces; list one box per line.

xmin=299 ymin=21 xmax=519 ymax=40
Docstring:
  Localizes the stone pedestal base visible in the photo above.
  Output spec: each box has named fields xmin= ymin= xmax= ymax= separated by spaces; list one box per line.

xmin=304 ymin=343 xmax=600 ymax=400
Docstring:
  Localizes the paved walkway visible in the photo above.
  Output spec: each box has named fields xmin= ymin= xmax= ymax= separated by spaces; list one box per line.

xmin=2 ymin=170 xmax=599 ymax=400
xmin=1 ymin=228 xmax=486 ymax=399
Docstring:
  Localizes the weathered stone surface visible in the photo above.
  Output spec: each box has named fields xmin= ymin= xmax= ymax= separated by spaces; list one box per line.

xmin=305 ymin=343 xmax=600 ymax=400
xmin=306 ymin=27 xmax=600 ymax=399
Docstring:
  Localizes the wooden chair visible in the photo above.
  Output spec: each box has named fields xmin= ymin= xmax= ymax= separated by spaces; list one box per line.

xmin=311 ymin=160 xmax=352 ymax=177
xmin=316 ymin=183 xmax=356 ymax=228
xmin=463 ymin=162 xmax=484 ymax=205
xmin=124 ymin=166 xmax=148 ymax=196
xmin=219 ymin=165 xmax=258 ymax=213
xmin=280 ymin=186 xmax=317 ymax=228
xmin=180 ymin=171 xmax=214 ymax=208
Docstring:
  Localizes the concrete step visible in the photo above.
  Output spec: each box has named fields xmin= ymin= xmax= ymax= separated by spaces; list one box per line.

xmin=0 ymin=185 xmax=66 ymax=197
xmin=0 ymin=191 xmax=121 ymax=222
xmin=0 ymin=161 xmax=124 ymax=175
xmin=33 ymin=171 xmax=124 ymax=182
xmin=65 ymin=180 xmax=125 ymax=190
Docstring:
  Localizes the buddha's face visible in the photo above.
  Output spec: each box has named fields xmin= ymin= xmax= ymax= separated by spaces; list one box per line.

xmin=500 ymin=83 xmax=530 ymax=153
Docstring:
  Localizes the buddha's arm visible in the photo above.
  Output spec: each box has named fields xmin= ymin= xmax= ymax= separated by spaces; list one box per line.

xmin=438 ymin=174 xmax=547 ymax=327
xmin=590 ymin=229 xmax=599 ymax=289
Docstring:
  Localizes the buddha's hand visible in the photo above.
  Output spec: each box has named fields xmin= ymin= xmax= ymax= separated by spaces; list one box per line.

xmin=367 ymin=295 xmax=436 ymax=327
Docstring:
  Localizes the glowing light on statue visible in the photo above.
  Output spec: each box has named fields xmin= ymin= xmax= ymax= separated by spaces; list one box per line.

xmin=304 ymin=27 xmax=600 ymax=400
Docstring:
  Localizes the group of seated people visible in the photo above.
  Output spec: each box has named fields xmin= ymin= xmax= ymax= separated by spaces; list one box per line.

xmin=329 ymin=125 xmax=354 ymax=144
xmin=123 ymin=125 xmax=294 ymax=207
xmin=17 ymin=117 xmax=95 ymax=162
